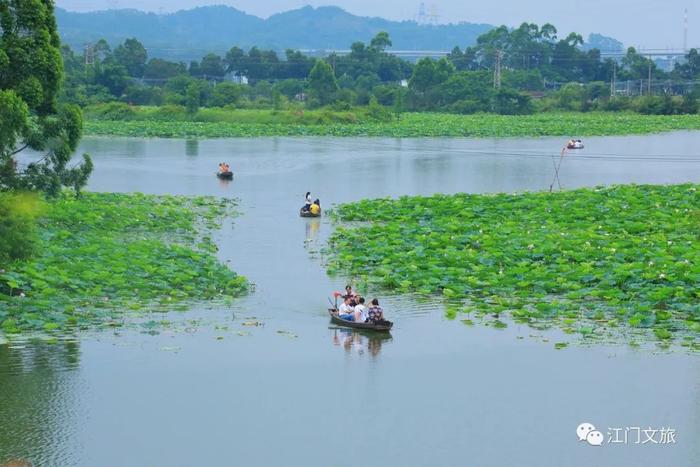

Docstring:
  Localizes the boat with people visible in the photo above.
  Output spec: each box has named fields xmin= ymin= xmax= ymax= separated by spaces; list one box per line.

xmin=300 ymin=207 xmax=321 ymax=217
xmin=217 ymin=162 xmax=233 ymax=179
xmin=328 ymin=292 xmax=393 ymax=331
xmin=300 ymin=191 xmax=321 ymax=217
xmin=567 ymin=139 xmax=584 ymax=149
xmin=217 ymin=171 xmax=233 ymax=180
xmin=328 ymin=309 xmax=393 ymax=331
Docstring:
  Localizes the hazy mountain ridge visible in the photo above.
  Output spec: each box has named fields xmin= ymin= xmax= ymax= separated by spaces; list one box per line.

xmin=56 ymin=5 xmax=493 ymax=60
xmin=56 ymin=5 xmax=623 ymax=62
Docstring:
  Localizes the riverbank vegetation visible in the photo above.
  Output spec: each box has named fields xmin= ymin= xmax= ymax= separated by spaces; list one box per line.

xmin=326 ymin=185 xmax=700 ymax=347
xmin=59 ymin=25 xmax=700 ymax=119
xmin=83 ymin=109 xmax=700 ymax=138
xmin=0 ymin=193 xmax=248 ymax=334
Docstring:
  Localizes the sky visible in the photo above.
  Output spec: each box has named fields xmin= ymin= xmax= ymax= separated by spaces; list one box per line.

xmin=55 ymin=1 xmax=699 ymax=50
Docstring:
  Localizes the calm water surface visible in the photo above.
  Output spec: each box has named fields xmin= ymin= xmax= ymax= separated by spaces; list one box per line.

xmin=2 ymin=133 xmax=699 ymax=466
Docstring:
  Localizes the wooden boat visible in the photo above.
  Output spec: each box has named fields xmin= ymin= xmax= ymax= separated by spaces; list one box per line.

xmin=217 ymin=171 xmax=234 ymax=180
xmin=328 ymin=309 xmax=393 ymax=331
xmin=300 ymin=207 xmax=321 ymax=218
xmin=567 ymin=140 xmax=584 ymax=149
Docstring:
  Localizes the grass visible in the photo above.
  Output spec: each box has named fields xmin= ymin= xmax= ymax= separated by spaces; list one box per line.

xmin=0 ymin=193 xmax=248 ymax=334
xmin=325 ymin=184 xmax=700 ymax=347
xmin=83 ymin=107 xmax=700 ymax=138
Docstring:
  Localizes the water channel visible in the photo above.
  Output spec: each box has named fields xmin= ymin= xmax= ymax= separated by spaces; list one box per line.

xmin=2 ymin=133 xmax=699 ymax=466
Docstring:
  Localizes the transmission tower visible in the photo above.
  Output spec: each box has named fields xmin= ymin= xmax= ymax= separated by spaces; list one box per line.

xmin=416 ymin=2 xmax=427 ymax=24
xmin=428 ymin=4 xmax=440 ymax=24
xmin=683 ymin=8 xmax=688 ymax=52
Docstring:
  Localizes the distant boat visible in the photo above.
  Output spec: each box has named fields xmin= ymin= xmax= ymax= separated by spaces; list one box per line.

xmin=300 ymin=207 xmax=321 ymax=217
xmin=328 ymin=309 xmax=393 ymax=332
xmin=567 ymin=139 xmax=584 ymax=149
xmin=216 ymin=171 xmax=233 ymax=180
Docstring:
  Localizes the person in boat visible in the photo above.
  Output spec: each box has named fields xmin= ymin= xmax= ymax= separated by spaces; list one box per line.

xmin=302 ymin=192 xmax=312 ymax=212
xmin=367 ymin=298 xmax=385 ymax=323
xmin=338 ymin=296 xmax=355 ymax=321
xmin=353 ymin=297 xmax=368 ymax=323
xmin=343 ymin=285 xmax=357 ymax=299
xmin=310 ymin=199 xmax=321 ymax=215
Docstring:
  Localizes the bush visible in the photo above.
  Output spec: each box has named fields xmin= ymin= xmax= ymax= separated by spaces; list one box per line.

xmin=0 ymin=192 xmax=43 ymax=267
xmin=600 ymin=97 xmax=633 ymax=111
xmin=448 ymin=99 xmax=489 ymax=114
xmin=122 ymin=85 xmax=164 ymax=106
xmin=149 ymin=105 xmax=188 ymax=121
xmin=83 ymin=102 xmax=137 ymax=120
xmin=209 ymin=82 xmax=245 ymax=107
xmin=493 ymin=88 xmax=534 ymax=115
xmin=366 ymin=96 xmax=393 ymax=122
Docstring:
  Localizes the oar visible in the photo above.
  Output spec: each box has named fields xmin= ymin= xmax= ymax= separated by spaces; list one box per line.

xmin=549 ymin=147 xmax=566 ymax=192
xmin=327 ymin=296 xmax=337 ymax=311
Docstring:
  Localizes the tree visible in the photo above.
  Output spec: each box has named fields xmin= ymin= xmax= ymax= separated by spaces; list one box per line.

xmin=114 ymin=38 xmax=148 ymax=78
xmin=370 ymin=32 xmax=392 ymax=52
xmin=0 ymin=0 xmax=92 ymax=196
xmin=224 ymin=46 xmax=247 ymax=76
xmin=409 ymin=58 xmax=453 ymax=94
xmin=308 ymin=60 xmax=338 ymax=105
xmin=493 ymin=88 xmax=533 ymax=115
xmin=94 ymin=62 xmax=130 ymax=96
xmin=144 ymin=58 xmax=187 ymax=80
xmin=620 ymin=47 xmax=660 ymax=80
xmin=186 ymin=83 xmax=200 ymax=114
xmin=209 ymin=82 xmax=244 ymax=107
xmin=409 ymin=58 xmax=437 ymax=94
xmin=199 ymin=53 xmax=226 ymax=78
xmin=674 ymin=49 xmax=700 ymax=79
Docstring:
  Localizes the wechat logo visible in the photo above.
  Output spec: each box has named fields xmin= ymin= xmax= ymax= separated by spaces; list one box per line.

xmin=577 ymin=422 xmax=604 ymax=446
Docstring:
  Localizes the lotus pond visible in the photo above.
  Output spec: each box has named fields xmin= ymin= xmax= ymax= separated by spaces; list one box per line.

xmin=0 ymin=193 xmax=248 ymax=334
xmin=2 ymin=135 xmax=699 ymax=467
xmin=327 ymin=185 xmax=700 ymax=347
xmin=84 ymin=112 xmax=700 ymax=138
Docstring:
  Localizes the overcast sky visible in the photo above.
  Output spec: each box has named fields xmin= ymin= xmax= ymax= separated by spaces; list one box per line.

xmin=56 ymin=1 xmax=698 ymax=50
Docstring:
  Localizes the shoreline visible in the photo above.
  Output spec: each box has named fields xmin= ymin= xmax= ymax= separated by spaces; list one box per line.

xmin=83 ymin=111 xmax=700 ymax=139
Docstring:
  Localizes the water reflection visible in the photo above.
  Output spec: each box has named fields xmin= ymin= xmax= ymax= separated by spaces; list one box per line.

xmin=0 ymin=342 xmax=81 ymax=466
xmin=217 ymin=176 xmax=232 ymax=189
xmin=185 ymin=139 xmax=199 ymax=157
xmin=304 ymin=218 xmax=321 ymax=246
xmin=331 ymin=328 xmax=392 ymax=358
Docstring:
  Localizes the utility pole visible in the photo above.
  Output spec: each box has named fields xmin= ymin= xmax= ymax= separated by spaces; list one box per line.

xmin=493 ymin=50 xmax=502 ymax=89
xmin=647 ymin=57 xmax=652 ymax=95
xmin=610 ymin=61 xmax=616 ymax=97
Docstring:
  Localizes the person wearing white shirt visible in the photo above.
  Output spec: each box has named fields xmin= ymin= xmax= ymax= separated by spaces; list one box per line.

xmin=353 ymin=297 xmax=368 ymax=322
xmin=338 ymin=297 xmax=355 ymax=321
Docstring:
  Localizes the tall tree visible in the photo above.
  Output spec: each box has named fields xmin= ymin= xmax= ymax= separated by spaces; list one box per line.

xmin=114 ymin=38 xmax=148 ymax=78
xmin=0 ymin=0 xmax=92 ymax=196
xmin=199 ymin=53 xmax=226 ymax=78
xmin=370 ymin=32 xmax=392 ymax=52
xmin=308 ymin=60 xmax=338 ymax=105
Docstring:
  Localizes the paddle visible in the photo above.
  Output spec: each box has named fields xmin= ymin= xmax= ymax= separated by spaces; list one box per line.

xmin=327 ymin=296 xmax=337 ymax=311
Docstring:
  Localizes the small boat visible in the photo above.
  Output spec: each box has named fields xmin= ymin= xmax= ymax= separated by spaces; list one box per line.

xmin=217 ymin=171 xmax=234 ymax=180
xmin=567 ymin=139 xmax=584 ymax=149
xmin=300 ymin=207 xmax=321 ymax=218
xmin=328 ymin=309 xmax=393 ymax=332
